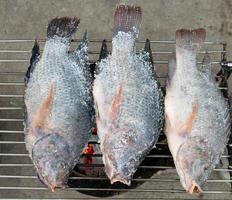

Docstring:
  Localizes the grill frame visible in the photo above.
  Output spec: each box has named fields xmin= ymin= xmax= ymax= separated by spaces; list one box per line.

xmin=0 ymin=38 xmax=231 ymax=199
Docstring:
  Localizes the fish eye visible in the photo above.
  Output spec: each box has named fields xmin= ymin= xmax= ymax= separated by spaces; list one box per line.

xmin=48 ymin=141 xmax=56 ymax=150
xmin=203 ymin=165 xmax=208 ymax=171
xmin=60 ymin=162 xmax=66 ymax=169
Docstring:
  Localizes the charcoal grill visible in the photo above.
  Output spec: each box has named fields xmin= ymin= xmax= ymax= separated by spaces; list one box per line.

xmin=0 ymin=38 xmax=232 ymax=200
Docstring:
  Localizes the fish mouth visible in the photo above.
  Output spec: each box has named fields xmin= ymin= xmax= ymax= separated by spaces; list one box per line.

xmin=37 ymin=173 xmax=67 ymax=192
xmin=103 ymin=154 xmax=131 ymax=186
xmin=49 ymin=184 xmax=66 ymax=192
xmin=188 ymin=180 xmax=203 ymax=194
xmin=46 ymin=180 xmax=66 ymax=192
xmin=110 ymin=173 xmax=131 ymax=186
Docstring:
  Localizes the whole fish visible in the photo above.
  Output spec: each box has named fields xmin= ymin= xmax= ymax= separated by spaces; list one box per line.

xmin=165 ymin=29 xmax=230 ymax=194
xmin=93 ymin=5 xmax=164 ymax=185
xmin=24 ymin=17 xmax=93 ymax=191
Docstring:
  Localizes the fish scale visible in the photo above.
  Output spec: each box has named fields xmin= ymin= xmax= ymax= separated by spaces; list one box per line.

xmin=94 ymin=4 xmax=164 ymax=185
xmin=24 ymin=17 xmax=93 ymax=191
xmin=97 ymin=51 xmax=162 ymax=132
xmin=26 ymin=40 xmax=91 ymax=147
xmin=165 ymin=29 xmax=230 ymax=194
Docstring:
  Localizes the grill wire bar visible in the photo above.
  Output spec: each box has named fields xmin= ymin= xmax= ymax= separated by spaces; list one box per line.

xmin=220 ymin=42 xmax=232 ymax=196
xmin=0 ymin=39 xmax=232 ymax=199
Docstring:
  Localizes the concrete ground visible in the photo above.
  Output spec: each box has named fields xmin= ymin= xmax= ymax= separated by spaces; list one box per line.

xmin=1 ymin=0 xmax=232 ymax=89
xmin=0 ymin=0 xmax=232 ymax=199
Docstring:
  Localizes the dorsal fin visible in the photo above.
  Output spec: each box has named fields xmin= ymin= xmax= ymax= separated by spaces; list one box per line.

xmin=94 ymin=40 xmax=109 ymax=76
xmin=73 ymin=31 xmax=88 ymax=62
xmin=110 ymin=85 xmax=123 ymax=123
xmin=167 ymin=54 xmax=176 ymax=86
xmin=33 ymin=82 xmax=55 ymax=128
xmin=144 ymin=38 xmax=154 ymax=67
xmin=25 ymin=39 xmax=40 ymax=84
xmin=199 ymin=54 xmax=215 ymax=82
xmin=99 ymin=40 xmax=108 ymax=61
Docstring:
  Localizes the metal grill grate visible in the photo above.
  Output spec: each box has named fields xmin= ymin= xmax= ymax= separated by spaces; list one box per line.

xmin=0 ymin=38 xmax=231 ymax=199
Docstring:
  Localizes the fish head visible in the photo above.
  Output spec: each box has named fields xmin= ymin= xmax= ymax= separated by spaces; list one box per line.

xmin=175 ymin=137 xmax=213 ymax=194
xmin=103 ymin=126 xmax=138 ymax=185
xmin=32 ymin=133 xmax=71 ymax=191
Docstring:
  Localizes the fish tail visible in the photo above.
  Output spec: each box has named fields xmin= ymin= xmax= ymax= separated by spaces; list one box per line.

xmin=113 ymin=4 xmax=142 ymax=38
xmin=47 ymin=17 xmax=80 ymax=39
xmin=176 ymin=28 xmax=206 ymax=51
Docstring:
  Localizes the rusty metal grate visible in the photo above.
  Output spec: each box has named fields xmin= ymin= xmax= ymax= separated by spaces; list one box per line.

xmin=0 ymin=38 xmax=231 ymax=199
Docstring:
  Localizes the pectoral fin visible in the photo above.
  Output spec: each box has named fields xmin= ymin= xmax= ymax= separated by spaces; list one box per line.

xmin=110 ymin=85 xmax=123 ymax=123
xmin=33 ymin=82 xmax=55 ymax=128
xmin=179 ymin=100 xmax=199 ymax=136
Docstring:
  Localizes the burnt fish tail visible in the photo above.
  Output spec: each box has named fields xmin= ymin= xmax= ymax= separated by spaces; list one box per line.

xmin=24 ymin=17 xmax=93 ymax=191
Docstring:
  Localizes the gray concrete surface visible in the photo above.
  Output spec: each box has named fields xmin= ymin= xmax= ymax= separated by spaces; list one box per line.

xmin=1 ymin=0 xmax=232 ymax=89
xmin=0 ymin=0 xmax=232 ymax=199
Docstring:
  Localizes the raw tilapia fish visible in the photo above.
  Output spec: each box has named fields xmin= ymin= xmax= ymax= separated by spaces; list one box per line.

xmin=24 ymin=17 xmax=93 ymax=191
xmin=93 ymin=5 xmax=164 ymax=185
xmin=165 ymin=29 xmax=230 ymax=194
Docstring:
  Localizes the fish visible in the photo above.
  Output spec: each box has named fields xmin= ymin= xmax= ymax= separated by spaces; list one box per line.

xmin=165 ymin=29 xmax=230 ymax=194
xmin=93 ymin=5 xmax=164 ymax=185
xmin=24 ymin=17 xmax=94 ymax=191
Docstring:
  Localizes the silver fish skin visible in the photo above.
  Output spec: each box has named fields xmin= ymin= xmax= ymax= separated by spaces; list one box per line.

xmin=165 ymin=29 xmax=230 ymax=194
xmin=93 ymin=5 xmax=164 ymax=185
xmin=24 ymin=17 xmax=93 ymax=191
